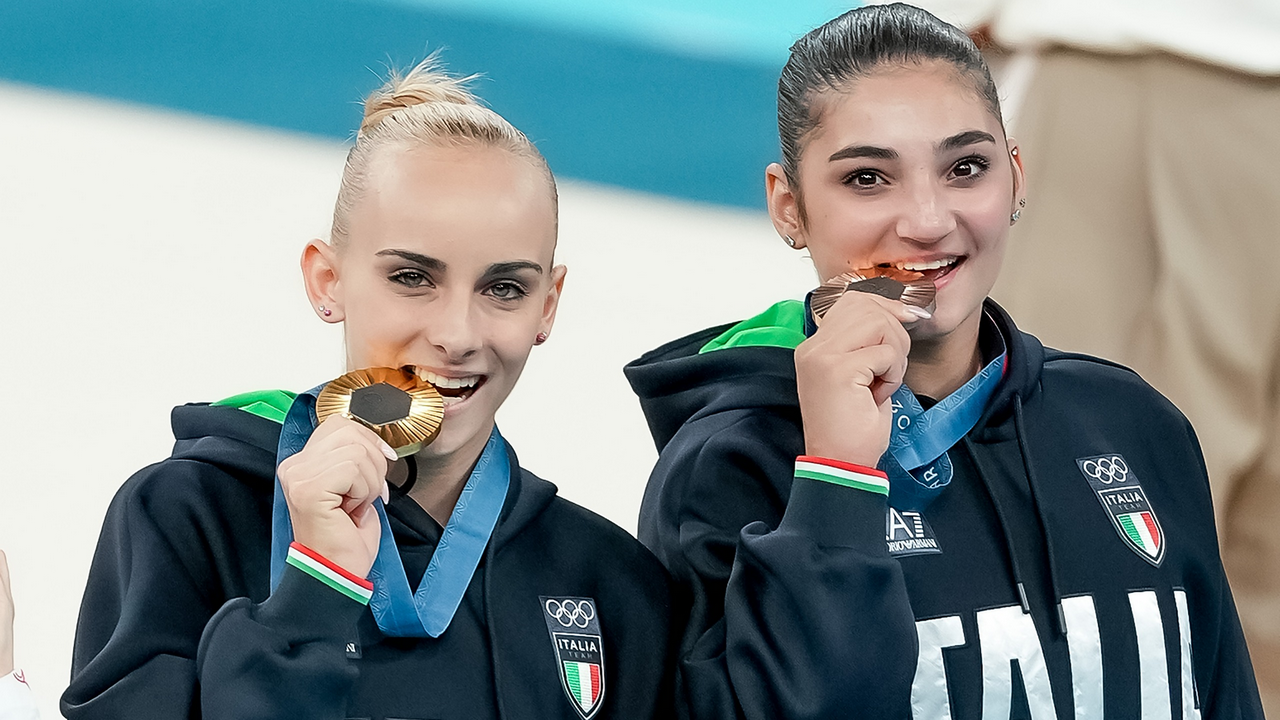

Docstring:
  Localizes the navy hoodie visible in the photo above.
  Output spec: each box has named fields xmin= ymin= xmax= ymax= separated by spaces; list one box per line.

xmin=63 ymin=395 xmax=674 ymax=720
xmin=624 ymin=299 xmax=1262 ymax=719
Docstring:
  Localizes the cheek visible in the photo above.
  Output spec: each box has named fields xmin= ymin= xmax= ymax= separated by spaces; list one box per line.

xmin=488 ymin=313 xmax=539 ymax=369
xmin=969 ymin=194 xmax=1011 ymax=236
xmin=806 ymin=214 xmax=893 ymax=279
xmin=343 ymin=289 xmax=422 ymax=364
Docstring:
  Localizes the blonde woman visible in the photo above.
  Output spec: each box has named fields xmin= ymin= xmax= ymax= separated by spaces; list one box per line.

xmin=64 ymin=59 xmax=672 ymax=720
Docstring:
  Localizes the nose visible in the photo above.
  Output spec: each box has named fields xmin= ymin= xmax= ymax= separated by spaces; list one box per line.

xmin=895 ymin=181 xmax=956 ymax=245
xmin=425 ymin=289 xmax=482 ymax=362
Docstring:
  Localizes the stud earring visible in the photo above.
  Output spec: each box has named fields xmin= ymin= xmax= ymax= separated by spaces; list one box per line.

xmin=535 ymin=332 xmax=548 ymax=345
xmin=319 ymin=305 xmax=332 ymax=317
xmin=1019 ymin=198 xmax=1027 ymax=208
xmin=784 ymin=235 xmax=796 ymax=248
xmin=1010 ymin=210 xmax=1022 ymax=225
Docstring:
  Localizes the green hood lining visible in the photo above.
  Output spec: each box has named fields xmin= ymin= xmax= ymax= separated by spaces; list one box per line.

xmin=211 ymin=389 xmax=298 ymax=424
xmin=699 ymin=299 xmax=807 ymax=354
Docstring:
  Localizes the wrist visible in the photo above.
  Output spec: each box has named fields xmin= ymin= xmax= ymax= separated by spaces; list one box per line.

xmin=801 ymin=437 xmax=885 ymax=470
xmin=794 ymin=456 xmax=889 ymax=496
xmin=285 ymin=542 xmax=374 ymax=606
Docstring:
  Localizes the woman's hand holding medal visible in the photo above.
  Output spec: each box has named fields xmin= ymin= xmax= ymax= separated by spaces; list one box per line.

xmin=277 ymin=415 xmax=398 ymax=578
xmin=795 ymin=290 xmax=921 ymax=468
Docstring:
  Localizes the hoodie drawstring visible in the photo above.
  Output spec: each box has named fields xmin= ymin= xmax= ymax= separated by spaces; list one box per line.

xmin=962 ymin=394 xmax=1067 ymax=637
xmin=962 ymin=436 xmax=1034 ymax=615
xmin=483 ymin=544 xmax=509 ymax=719
xmin=1013 ymin=395 xmax=1067 ymax=638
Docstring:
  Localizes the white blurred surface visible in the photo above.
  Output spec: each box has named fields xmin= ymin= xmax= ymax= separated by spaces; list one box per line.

xmin=0 ymin=81 xmax=816 ymax=717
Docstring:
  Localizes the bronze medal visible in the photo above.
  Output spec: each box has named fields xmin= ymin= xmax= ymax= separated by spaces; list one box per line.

xmin=810 ymin=267 xmax=937 ymax=326
xmin=315 ymin=367 xmax=445 ymax=458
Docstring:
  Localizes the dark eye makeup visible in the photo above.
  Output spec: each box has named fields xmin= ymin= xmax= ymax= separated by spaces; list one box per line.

xmin=389 ymin=268 xmax=434 ymax=289
xmin=484 ymin=279 xmax=531 ymax=302
xmin=950 ymin=155 xmax=991 ymax=180
xmin=842 ymin=169 xmax=887 ymax=188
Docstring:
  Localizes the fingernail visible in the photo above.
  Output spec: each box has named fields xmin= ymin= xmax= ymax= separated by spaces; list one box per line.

xmin=905 ymin=306 xmax=932 ymax=320
xmin=380 ymin=442 xmax=398 ymax=461
xmin=381 ymin=482 xmax=391 ymax=504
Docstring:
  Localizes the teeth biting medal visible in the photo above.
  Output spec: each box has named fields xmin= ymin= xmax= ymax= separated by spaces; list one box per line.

xmin=810 ymin=266 xmax=937 ymax=325
xmin=315 ymin=366 xmax=445 ymax=458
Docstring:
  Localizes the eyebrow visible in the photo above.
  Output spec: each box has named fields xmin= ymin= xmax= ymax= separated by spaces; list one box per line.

xmin=483 ymin=261 xmax=543 ymax=276
xmin=938 ymin=130 xmax=997 ymax=152
xmin=828 ymin=144 xmax=898 ymax=162
xmin=376 ymin=249 xmax=446 ymax=272
xmin=827 ymin=130 xmax=998 ymax=164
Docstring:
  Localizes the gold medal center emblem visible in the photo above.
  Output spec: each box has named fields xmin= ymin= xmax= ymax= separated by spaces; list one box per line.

xmin=315 ymin=367 xmax=445 ymax=458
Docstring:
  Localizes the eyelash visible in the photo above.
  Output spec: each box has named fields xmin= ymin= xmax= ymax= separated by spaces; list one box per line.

xmin=842 ymin=170 xmax=885 ymax=188
xmin=485 ymin=281 xmax=529 ymax=302
xmin=388 ymin=268 xmax=530 ymax=303
xmin=950 ymin=155 xmax=991 ymax=180
xmin=390 ymin=269 xmax=433 ymax=288
xmin=840 ymin=155 xmax=993 ymax=188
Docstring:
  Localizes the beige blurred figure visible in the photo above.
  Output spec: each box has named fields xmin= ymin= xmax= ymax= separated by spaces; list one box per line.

xmin=872 ymin=0 xmax=1280 ymax=710
xmin=0 ymin=551 xmax=39 ymax=720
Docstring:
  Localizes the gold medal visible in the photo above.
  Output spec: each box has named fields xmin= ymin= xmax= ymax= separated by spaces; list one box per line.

xmin=810 ymin=267 xmax=937 ymax=326
xmin=315 ymin=367 xmax=445 ymax=458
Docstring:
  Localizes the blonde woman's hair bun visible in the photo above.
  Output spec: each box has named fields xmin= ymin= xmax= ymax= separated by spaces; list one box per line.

xmin=329 ymin=50 xmax=558 ymax=248
xmin=360 ymin=54 xmax=479 ymax=135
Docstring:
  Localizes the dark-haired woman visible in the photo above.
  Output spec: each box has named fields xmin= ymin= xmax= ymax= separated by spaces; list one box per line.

xmin=626 ymin=4 xmax=1262 ymax=717
xmin=64 ymin=60 xmax=672 ymax=720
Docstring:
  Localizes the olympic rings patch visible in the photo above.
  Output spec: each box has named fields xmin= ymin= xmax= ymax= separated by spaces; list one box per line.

xmin=1079 ymin=455 xmax=1129 ymax=484
xmin=1075 ymin=452 xmax=1166 ymax=567
xmin=545 ymin=598 xmax=597 ymax=628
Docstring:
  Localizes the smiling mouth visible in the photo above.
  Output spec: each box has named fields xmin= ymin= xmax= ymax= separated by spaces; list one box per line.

xmin=879 ymin=256 xmax=964 ymax=283
xmin=408 ymin=367 xmax=487 ymax=406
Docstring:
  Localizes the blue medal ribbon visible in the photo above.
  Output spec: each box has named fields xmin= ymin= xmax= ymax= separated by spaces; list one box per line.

xmin=270 ymin=388 xmax=511 ymax=638
xmin=803 ymin=298 xmax=1006 ymax=510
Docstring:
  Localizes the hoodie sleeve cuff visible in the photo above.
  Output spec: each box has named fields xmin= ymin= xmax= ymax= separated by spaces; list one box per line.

xmin=284 ymin=542 xmax=373 ymax=606
xmin=781 ymin=457 xmax=890 ymax=550
xmin=794 ymin=456 xmax=889 ymax=496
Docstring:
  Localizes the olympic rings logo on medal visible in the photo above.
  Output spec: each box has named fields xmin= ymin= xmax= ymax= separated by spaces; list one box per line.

xmin=545 ymin=599 xmax=596 ymax=628
xmin=1081 ymin=455 xmax=1129 ymax=484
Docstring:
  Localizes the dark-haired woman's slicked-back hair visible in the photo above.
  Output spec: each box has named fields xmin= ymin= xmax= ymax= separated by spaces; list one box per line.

xmin=778 ymin=3 xmax=1002 ymax=185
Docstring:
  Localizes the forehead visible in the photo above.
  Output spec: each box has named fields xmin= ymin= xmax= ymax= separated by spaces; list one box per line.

xmin=807 ymin=63 xmax=1002 ymax=153
xmin=349 ymin=143 xmax=557 ymax=265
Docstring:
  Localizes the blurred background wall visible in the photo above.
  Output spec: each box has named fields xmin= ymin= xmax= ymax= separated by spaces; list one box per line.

xmin=0 ymin=1 xmax=854 ymax=714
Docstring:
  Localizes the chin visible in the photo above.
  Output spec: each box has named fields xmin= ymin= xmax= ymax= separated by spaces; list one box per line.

xmin=420 ymin=411 xmax=494 ymax=459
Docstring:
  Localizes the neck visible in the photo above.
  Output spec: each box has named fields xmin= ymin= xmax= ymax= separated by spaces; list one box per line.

xmin=904 ymin=311 xmax=984 ymax=400
xmin=402 ymin=423 xmax=494 ymax=526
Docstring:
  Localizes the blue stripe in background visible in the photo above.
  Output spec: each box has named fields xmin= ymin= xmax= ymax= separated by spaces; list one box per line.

xmin=0 ymin=0 xmax=858 ymax=208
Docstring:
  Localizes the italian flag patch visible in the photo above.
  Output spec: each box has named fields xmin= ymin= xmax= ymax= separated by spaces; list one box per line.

xmin=1076 ymin=454 xmax=1166 ymax=566
xmin=1118 ymin=511 xmax=1161 ymax=557
xmin=540 ymin=597 xmax=606 ymax=719
xmin=564 ymin=661 xmax=602 ymax=712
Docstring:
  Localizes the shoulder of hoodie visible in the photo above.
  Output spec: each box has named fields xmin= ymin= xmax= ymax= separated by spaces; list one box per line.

xmin=1038 ymin=345 xmax=1193 ymax=428
xmin=513 ymin=468 xmax=672 ymax=596
xmin=104 ymin=401 xmax=280 ymax=539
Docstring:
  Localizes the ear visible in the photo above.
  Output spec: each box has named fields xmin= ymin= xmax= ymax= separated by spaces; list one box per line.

xmin=1008 ymin=137 xmax=1027 ymax=209
xmin=301 ymin=238 xmax=344 ymax=322
xmin=538 ymin=264 xmax=568 ymax=338
xmin=765 ymin=163 xmax=806 ymax=249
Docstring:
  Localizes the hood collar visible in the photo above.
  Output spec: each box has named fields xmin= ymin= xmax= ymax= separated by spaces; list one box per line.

xmin=625 ymin=298 xmax=1046 ymax=450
